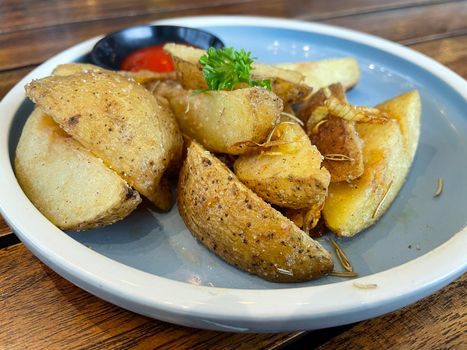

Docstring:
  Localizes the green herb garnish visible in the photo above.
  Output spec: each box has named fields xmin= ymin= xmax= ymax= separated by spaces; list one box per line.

xmin=198 ymin=47 xmax=271 ymax=91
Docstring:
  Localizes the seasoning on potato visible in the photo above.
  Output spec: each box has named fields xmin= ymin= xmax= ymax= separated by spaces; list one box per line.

xmin=234 ymin=122 xmax=330 ymax=223
xmin=15 ymin=109 xmax=141 ymax=230
xmin=25 ymin=69 xmax=183 ymax=211
xmin=178 ymin=141 xmax=334 ymax=282
xmin=323 ymin=91 xmax=421 ymax=236
xmin=16 ymin=42 xmax=422 ymax=282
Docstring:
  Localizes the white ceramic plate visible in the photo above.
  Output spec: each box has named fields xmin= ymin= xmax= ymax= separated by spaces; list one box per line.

xmin=1 ymin=16 xmax=466 ymax=332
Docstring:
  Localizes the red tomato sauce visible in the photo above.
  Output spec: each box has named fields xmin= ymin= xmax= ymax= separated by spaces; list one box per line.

xmin=121 ymin=44 xmax=174 ymax=72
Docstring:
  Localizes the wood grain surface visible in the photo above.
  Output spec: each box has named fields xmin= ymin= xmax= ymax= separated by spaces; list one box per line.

xmin=0 ymin=0 xmax=466 ymax=349
xmin=1 ymin=244 xmax=465 ymax=349
xmin=0 ymin=244 xmax=302 ymax=350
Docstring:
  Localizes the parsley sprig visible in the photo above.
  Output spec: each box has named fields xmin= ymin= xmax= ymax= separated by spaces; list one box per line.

xmin=198 ymin=47 xmax=271 ymax=91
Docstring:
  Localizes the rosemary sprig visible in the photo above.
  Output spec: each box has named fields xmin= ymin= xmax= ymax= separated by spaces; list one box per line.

xmin=324 ymin=154 xmax=354 ymax=162
xmin=372 ymin=180 xmax=394 ymax=219
xmin=434 ymin=177 xmax=443 ymax=197
xmin=329 ymin=238 xmax=353 ymax=272
xmin=329 ymin=271 xmax=359 ymax=278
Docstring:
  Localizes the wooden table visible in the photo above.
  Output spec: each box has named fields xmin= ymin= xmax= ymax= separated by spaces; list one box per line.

xmin=1 ymin=1 xmax=466 ymax=348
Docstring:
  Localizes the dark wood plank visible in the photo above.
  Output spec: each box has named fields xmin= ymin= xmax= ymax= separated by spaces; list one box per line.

xmin=410 ymin=35 xmax=467 ymax=76
xmin=0 ymin=66 xmax=35 ymax=99
xmin=317 ymin=273 xmax=467 ymax=350
xmin=0 ymin=244 xmax=301 ymax=349
xmin=1 ymin=0 xmax=465 ymax=71
xmin=323 ymin=0 xmax=467 ymax=43
xmin=0 ymin=217 xmax=13 ymax=238
xmin=0 ymin=0 xmax=447 ymax=33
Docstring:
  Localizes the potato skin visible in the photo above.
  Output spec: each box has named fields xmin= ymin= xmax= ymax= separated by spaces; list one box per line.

xmin=164 ymin=43 xmax=206 ymax=90
xmin=15 ymin=109 xmax=141 ymax=230
xmin=164 ymin=43 xmax=312 ymax=104
xmin=168 ymin=87 xmax=282 ymax=154
xmin=178 ymin=141 xmax=333 ymax=282
xmin=52 ymin=63 xmax=176 ymax=86
xmin=323 ymin=91 xmax=421 ymax=236
xmin=25 ymin=70 xmax=183 ymax=210
xmin=308 ymin=116 xmax=364 ymax=183
xmin=251 ymin=64 xmax=312 ymax=104
xmin=234 ymin=122 xmax=330 ymax=210
xmin=301 ymin=84 xmax=364 ymax=183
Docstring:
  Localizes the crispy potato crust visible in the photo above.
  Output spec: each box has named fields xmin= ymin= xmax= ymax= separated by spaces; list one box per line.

xmin=25 ymin=70 xmax=182 ymax=210
xmin=164 ymin=43 xmax=312 ymax=103
xmin=234 ymin=122 xmax=330 ymax=210
xmin=167 ymin=87 xmax=282 ymax=154
xmin=178 ymin=141 xmax=333 ymax=282
xmin=302 ymin=84 xmax=364 ymax=182
xmin=323 ymin=91 xmax=421 ymax=236
xmin=52 ymin=63 xmax=176 ymax=86
xmin=15 ymin=109 xmax=141 ymax=230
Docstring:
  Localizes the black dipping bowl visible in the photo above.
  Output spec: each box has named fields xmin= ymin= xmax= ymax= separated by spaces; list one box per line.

xmin=91 ymin=25 xmax=225 ymax=70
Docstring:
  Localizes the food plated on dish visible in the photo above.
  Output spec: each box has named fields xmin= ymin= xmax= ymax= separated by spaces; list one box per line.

xmin=16 ymin=40 xmax=420 ymax=282
xmin=1 ymin=17 xmax=466 ymax=332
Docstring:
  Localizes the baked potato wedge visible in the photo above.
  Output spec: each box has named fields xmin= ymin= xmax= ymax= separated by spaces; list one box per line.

xmin=52 ymin=63 xmax=176 ymax=86
xmin=276 ymin=57 xmax=360 ymax=91
xmin=15 ymin=109 xmax=141 ymax=230
xmin=301 ymin=84 xmax=364 ymax=182
xmin=323 ymin=91 xmax=421 ymax=237
xmin=166 ymin=87 xmax=282 ymax=154
xmin=163 ymin=43 xmax=311 ymax=103
xmin=25 ymin=70 xmax=183 ymax=211
xmin=234 ymin=122 xmax=330 ymax=211
xmin=163 ymin=43 xmax=207 ymax=90
xmin=178 ymin=141 xmax=333 ymax=282
xmin=250 ymin=64 xmax=311 ymax=104
xmin=376 ymin=90 xmax=421 ymax=163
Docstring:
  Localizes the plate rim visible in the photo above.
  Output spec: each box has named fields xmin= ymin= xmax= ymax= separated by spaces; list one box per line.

xmin=0 ymin=15 xmax=466 ymax=332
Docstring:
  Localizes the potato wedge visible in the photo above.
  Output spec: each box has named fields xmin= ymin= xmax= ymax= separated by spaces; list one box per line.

xmin=376 ymin=90 xmax=421 ymax=163
xmin=53 ymin=63 xmax=176 ymax=86
xmin=301 ymin=84 xmax=364 ymax=182
xmin=15 ymin=109 xmax=141 ymax=230
xmin=166 ymin=87 xmax=282 ymax=154
xmin=276 ymin=57 xmax=360 ymax=91
xmin=308 ymin=116 xmax=364 ymax=183
xmin=163 ymin=43 xmax=206 ymax=89
xmin=178 ymin=141 xmax=333 ymax=282
xmin=250 ymin=64 xmax=312 ymax=104
xmin=323 ymin=91 xmax=421 ymax=237
xmin=26 ymin=70 xmax=183 ymax=211
xmin=164 ymin=43 xmax=311 ymax=103
xmin=234 ymin=122 xmax=330 ymax=211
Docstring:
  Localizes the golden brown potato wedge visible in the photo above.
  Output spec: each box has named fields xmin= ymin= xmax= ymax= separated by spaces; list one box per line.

xmin=376 ymin=90 xmax=421 ymax=163
xmin=15 ymin=109 xmax=141 ymax=230
xmin=323 ymin=91 xmax=421 ymax=237
xmin=302 ymin=84 xmax=364 ymax=182
xmin=276 ymin=57 xmax=360 ymax=91
xmin=234 ymin=122 xmax=330 ymax=211
xmin=166 ymin=87 xmax=282 ymax=154
xmin=286 ymin=209 xmax=328 ymax=237
xmin=163 ymin=43 xmax=207 ymax=89
xmin=250 ymin=64 xmax=312 ymax=104
xmin=297 ymin=82 xmax=347 ymax=123
xmin=164 ymin=43 xmax=311 ymax=103
xmin=177 ymin=141 xmax=333 ymax=282
xmin=52 ymin=63 xmax=176 ymax=86
xmin=308 ymin=116 xmax=364 ymax=183
xmin=25 ymin=70 xmax=183 ymax=211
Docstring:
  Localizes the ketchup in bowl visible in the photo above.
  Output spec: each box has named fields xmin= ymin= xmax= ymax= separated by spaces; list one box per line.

xmin=121 ymin=44 xmax=174 ymax=72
